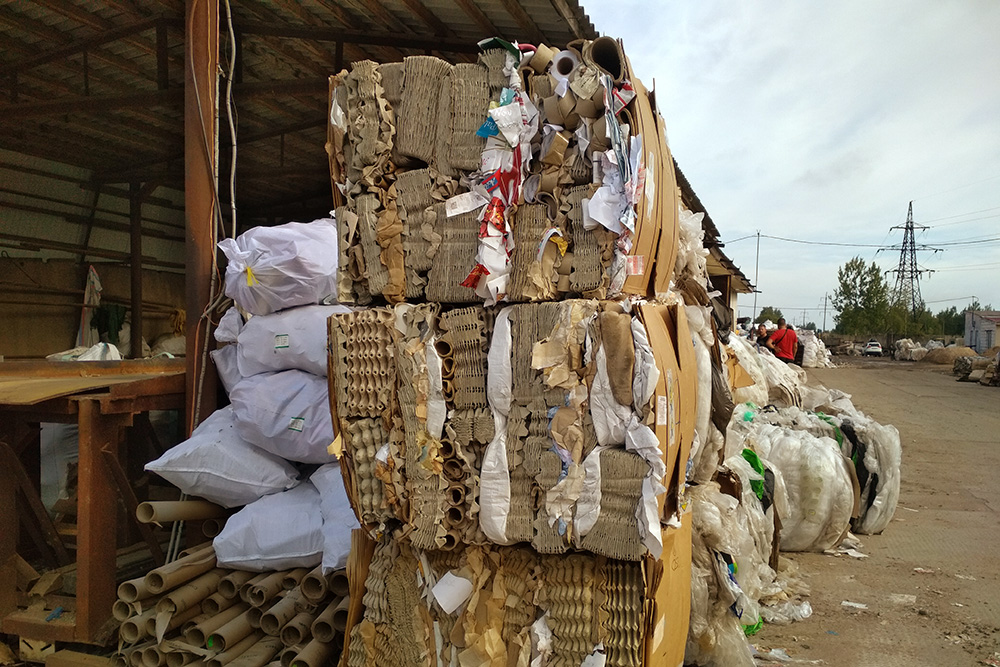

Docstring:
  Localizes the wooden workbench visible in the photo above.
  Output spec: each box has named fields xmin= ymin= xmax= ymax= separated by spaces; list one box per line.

xmin=0 ymin=359 xmax=185 ymax=645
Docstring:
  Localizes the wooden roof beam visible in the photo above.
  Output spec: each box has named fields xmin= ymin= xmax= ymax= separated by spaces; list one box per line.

xmin=235 ymin=21 xmax=480 ymax=52
xmin=496 ymin=0 xmax=546 ymax=45
xmin=452 ymin=0 xmax=500 ymax=38
xmin=2 ymin=78 xmax=328 ymax=120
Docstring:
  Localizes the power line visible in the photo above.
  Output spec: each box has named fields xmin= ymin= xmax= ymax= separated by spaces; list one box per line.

xmin=911 ymin=173 xmax=1000 ymax=201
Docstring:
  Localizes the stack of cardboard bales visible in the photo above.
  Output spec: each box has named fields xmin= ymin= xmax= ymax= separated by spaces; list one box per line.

xmin=325 ymin=37 xmax=700 ymax=666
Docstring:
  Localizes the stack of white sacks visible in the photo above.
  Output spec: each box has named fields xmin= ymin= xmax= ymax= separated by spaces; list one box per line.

xmin=146 ymin=219 xmax=360 ymax=574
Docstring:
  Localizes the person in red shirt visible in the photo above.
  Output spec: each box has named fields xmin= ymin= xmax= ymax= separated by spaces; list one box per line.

xmin=767 ymin=318 xmax=799 ymax=363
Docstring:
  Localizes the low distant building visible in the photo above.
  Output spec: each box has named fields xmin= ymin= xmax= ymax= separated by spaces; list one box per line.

xmin=964 ymin=310 xmax=1000 ymax=353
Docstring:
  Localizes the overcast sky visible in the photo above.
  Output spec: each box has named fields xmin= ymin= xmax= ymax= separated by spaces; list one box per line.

xmin=587 ymin=0 xmax=1000 ymax=325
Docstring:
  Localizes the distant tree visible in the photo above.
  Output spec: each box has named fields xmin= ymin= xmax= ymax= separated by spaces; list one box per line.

xmin=755 ymin=306 xmax=783 ymax=324
xmin=832 ymin=257 xmax=890 ymax=335
xmin=804 ymin=322 xmax=817 ymax=331
xmin=935 ymin=306 xmax=964 ymax=336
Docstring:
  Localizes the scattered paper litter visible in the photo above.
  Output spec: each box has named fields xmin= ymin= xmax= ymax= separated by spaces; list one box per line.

xmin=913 ymin=567 xmax=935 ymax=574
xmin=888 ymin=593 xmax=917 ymax=605
xmin=955 ymin=574 xmax=977 ymax=581
xmin=841 ymin=600 xmax=868 ymax=610
xmin=431 ymin=571 xmax=474 ymax=614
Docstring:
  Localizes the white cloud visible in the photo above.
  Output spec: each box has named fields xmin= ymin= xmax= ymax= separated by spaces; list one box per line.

xmin=588 ymin=0 xmax=1000 ymax=317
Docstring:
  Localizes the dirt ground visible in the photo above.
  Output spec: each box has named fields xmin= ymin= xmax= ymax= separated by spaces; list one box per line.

xmin=754 ymin=357 xmax=1000 ymax=666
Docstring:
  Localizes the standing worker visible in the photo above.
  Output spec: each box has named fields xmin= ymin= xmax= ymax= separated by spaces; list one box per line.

xmin=767 ymin=318 xmax=799 ymax=364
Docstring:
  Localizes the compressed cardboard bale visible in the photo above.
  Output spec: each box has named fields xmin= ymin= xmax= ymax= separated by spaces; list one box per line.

xmin=448 ymin=63 xmax=490 ymax=171
xmin=394 ymin=169 xmax=439 ymax=299
xmin=531 ymin=450 xmax=569 ymax=555
xmin=396 ymin=56 xmax=452 ymax=163
xmin=578 ymin=448 xmax=648 ymax=561
xmin=565 ymin=185 xmax=611 ymax=295
xmin=438 ymin=307 xmax=488 ymax=409
xmin=507 ymin=203 xmax=557 ymax=302
xmin=343 ymin=60 xmax=394 ymax=189
xmin=478 ymin=48 xmax=509 ymax=96
xmin=355 ymin=193 xmax=390 ymax=297
xmin=328 ymin=308 xmax=397 ymax=419
xmin=600 ymin=561 xmax=643 ymax=667
xmin=425 ymin=207 xmax=480 ymax=304
xmin=539 ymin=553 xmax=597 ymax=666
xmin=343 ymin=418 xmax=392 ymax=525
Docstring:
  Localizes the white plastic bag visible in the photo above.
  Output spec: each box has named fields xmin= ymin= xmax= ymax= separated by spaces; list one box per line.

xmin=210 ymin=344 xmax=242 ymax=395
xmin=213 ymin=482 xmax=323 ymax=571
xmin=309 ymin=463 xmax=361 ymax=573
xmin=230 ymin=370 xmax=337 ymax=464
xmin=145 ymin=406 xmax=300 ymax=508
xmin=218 ymin=218 xmax=339 ymax=316
xmin=215 ymin=307 xmax=244 ymax=343
xmin=237 ymin=305 xmax=351 ymax=377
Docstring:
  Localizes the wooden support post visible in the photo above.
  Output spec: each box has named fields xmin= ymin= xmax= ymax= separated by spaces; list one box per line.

xmin=0 ymin=440 xmax=17 ymax=619
xmin=129 ymin=182 xmax=143 ymax=359
xmin=74 ymin=401 xmax=131 ymax=642
xmin=184 ymin=0 xmax=219 ymax=434
xmin=100 ymin=446 xmax=165 ymax=567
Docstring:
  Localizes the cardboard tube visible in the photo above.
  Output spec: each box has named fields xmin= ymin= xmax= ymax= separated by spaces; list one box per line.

xmin=137 ymin=501 xmax=227 ymax=524
xmin=589 ymin=36 xmax=624 ymax=83
xmin=141 ymin=646 xmax=165 ymax=667
xmin=328 ymin=571 xmax=349 ymax=598
xmin=309 ymin=600 xmax=338 ymax=644
xmin=145 ymin=543 xmax=216 ymax=594
xmin=441 ymin=378 xmax=455 ymax=402
xmin=441 ymin=529 xmax=460 ymax=550
xmin=202 ymin=518 xmax=224 ymax=538
xmin=557 ymin=274 xmax=571 ymax=293
xmin=281 ymin=569 xmax=309 ymax=591
xmin=203 ymin=591 xmax=235 ymax=615
xmin=220 ymin=571 xmax=256 ymax=599
xmin=225 ymin=636 xmax=283 ymax=667
xmin=119 ymin=575 xmax=156 ymax=603
xmin=165 ymin=653 xmax=197 ymax=667
xmin=290 ymin=638 xmax=334 ymax=667
xmin=443 ymin=458 xmax=465 ymax=482
xmin=331 ymin=596 xmax=351 ymax=633
xmin=552 ymin=49 xmax=580 ymax=80
xmin=126 ymin=643 xmax=154 ymax=667
xmin=121 ymin=608 xmax=155 ymax=643
xmin=156 ymin=569 xmax=225 ymax=616
xmin=261 ymin=591 xmax=304 ymax=637
xmin=240 ymin=573 xmax=269 ymax=603
xmin=113 ymin=599 xmax=134 ymax=621
xmin=208 ymin=606 xmax=255 ymax=652
xmin=440 ymin=356 xmax=456 ymax=380
xmin=185 ymin=602 xmax=249 ymax=647
xmin=299 ymin=567 xmax=326 ymax=603
xmin=249 ymin=572 xmax=287 ymax=608
xmin=278 ymin=646 xmax=303 ymax=667
xmin=438 ymin=438 xmax=455 ymax=459
xmin=111 ymin=654 xmax=128 ymax=667
xmin=444 ymin=506 xmax=464 ymax=527
xmin=447 ymin=484 xmax=466 ymax=507
xmin=247 ymin=597 xmax=277 ymax=630
xmin=206 ymin=631 xmax=263 ymax=667
xmin=183 ymin=611 xmax=213 ymax=635
xmin=146 ymin=603 xmax=203 ymax=639
xmin=279 ymin=611 xmax=314 ymax=647
xmin=434 ymin=335 xmax=453 ymax=359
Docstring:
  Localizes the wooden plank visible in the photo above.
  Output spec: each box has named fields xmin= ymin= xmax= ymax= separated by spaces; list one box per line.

xmin=0 ymin=371 xmax=184 ymax=407
xmin=0 ymin=358 xmax=185 ymax=379
xmin=74 ymin=401 xmax=130 ymax=643
xmin=0 ymin=441 xmax=72 ymax=567
xmin=47 ymin=650 xmax=111 ymax=667
xmin=2 ymin=608 xmax=78 ymax=644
